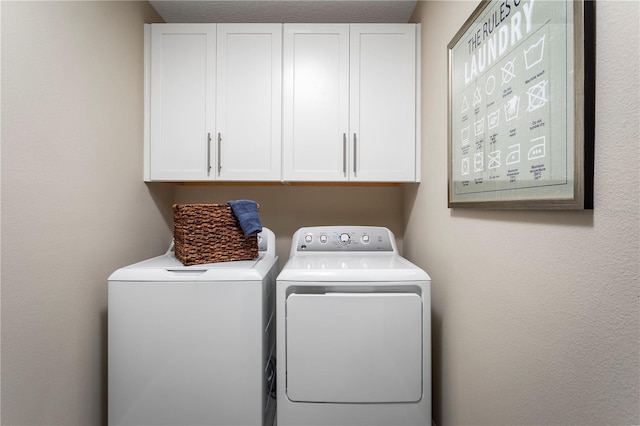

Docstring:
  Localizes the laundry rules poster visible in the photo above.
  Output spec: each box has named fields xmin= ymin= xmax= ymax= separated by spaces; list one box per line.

xmin=449 ymin=0 xmax=576 ymax=203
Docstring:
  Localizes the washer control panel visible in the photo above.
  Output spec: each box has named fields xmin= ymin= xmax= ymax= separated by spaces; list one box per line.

xmin=294 ymin=226 xmax=395 ymax=252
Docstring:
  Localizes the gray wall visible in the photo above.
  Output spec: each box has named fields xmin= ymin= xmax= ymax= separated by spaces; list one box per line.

xmin=407 ymin=1 xmax=639 ymax=425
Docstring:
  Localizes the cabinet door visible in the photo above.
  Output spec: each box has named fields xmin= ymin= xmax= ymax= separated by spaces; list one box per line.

xmin=149 ymin=24 xmax=216 ymax=181
xmin=350 ymin=24 xmax=417 ymax=182
xmin=216 ymin=24 xmax=282 ymax=181
xmin=283 ymin=24 xmax=350 ymax=181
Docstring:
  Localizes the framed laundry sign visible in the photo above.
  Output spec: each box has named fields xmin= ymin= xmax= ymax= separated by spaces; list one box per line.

xmin=447 ymin=0 xmax=594 ymax=209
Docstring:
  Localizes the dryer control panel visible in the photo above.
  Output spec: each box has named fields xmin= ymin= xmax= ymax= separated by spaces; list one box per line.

xmin=293 ymin=226 xmax=395 ymax=253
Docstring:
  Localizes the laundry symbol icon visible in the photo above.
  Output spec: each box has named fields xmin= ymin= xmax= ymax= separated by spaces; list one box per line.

xmin=474 ymin=152 xmax=484 ymax=172
xmin=472 ymin=87 xmax=482 ymax=106
xmin=504 ymin=95 xmax=520 ymax=122
xmin=487 ymin=150 xmax=501 ymax=169
xmin=461 ymin=157 xmax=470 ymax=175
xmin=485 ymin=75 xmax=496 ymax=95
xmin=474 ymin=118 xmax=485 ymax=136
xmin=461 ymin=127 xmax=470 ymax=146
xmin=461 ymin=96 xmax=470 ymax=114
xmin=528 ymin=136 xmax=546 ymax=160
xmin=501 ymin=58 xmax=516 ymax=85
xmin=524 ymin=34 xmax=546 ymax=70
xmin=506 ymin=144 xmax=521 ymax=165
xmin=527 ymin=80 xmax=548 ymax=112
xmin=487 ymin=109 xmax=500 ymax=130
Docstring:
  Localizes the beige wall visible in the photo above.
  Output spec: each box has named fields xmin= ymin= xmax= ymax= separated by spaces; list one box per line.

xmin=1 ymin=3 xmax=406 ymax=423
xmin=1 ymin=2 xmax=170 ymax=425
xmin=407 ymin=1 xmax=639 ymax=425
xmin=172 ymin=184 xmax=406 ymax=262
xmin=2 ymin=1 xmax=639 ymax=425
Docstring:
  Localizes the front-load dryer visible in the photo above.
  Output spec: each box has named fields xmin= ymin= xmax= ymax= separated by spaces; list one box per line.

xmin=276 ymin=226 xmax=431 ymax=426
xmin=108 ymin=228 xmax=278 ymax=426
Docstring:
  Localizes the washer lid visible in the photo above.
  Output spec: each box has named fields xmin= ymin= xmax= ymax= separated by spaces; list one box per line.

xmin=109 ymin=227 xmax=277 ymax=282
xmin=277 ymin=253 xmax=430 ymax=282
xmin=108 ymin=253 xmax=277 ymax=282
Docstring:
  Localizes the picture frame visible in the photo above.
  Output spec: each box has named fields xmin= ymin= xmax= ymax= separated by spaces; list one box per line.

xmin=447 ymin=0 xmax=594 ymax=209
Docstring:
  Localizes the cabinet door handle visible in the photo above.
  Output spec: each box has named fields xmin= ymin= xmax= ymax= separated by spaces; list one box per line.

xmin=353 ymin=133 xmax=357 ymax=176
xmin=343 ymin=133 xmax=347 ymax=176
xmin=207 ymin=132 xmax=212 ymax=175
xmin=217 ymin=133 xmax=222 ymax=175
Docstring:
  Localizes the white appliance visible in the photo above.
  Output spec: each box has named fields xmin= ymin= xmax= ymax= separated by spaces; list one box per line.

xmin=108 ymin=228 xmax=278 ymax=426
xmin=276 ymin=226 xmax=431 ymax=426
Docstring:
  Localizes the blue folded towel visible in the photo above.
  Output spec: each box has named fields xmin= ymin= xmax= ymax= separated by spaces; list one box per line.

xmin=228 ymin=200 xmax=262 ymax=236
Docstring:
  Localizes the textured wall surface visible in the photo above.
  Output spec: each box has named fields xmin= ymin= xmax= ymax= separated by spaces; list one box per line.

xmin=406 ymin=1 xmax=639 ymax=425
xmin=1 ymin=2 xmax=169 ymax=425
xmin=149 ymin=0 xmax=418 ymax=23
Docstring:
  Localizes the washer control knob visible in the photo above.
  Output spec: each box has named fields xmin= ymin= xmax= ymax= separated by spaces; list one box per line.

xmin=339 ymin=233 xmax=351 ymax=244
xmin=319 ymin=234 xmax=328 ymax=244
xmin=304 ymin=234 xmax=313 ymax=244
xmin=361 ymin=234 xmax=370 ymax=244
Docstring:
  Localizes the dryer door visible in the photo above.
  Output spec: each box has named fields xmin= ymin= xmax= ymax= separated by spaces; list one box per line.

xmin=285 ymin=292 xmax=422 ymax=403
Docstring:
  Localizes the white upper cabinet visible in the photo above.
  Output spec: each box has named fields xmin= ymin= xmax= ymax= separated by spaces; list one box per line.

xmin=145 ymin=23 xmax=419 ymax=183
xmin=147 ymin=24 xmax=216 ymax=181
xmin=282 ymin=24 xmax=350 ymax=182
xmin=216 ymin=24 xmax=282 ymax=181
xmin=145 ymin=24 xmax=282 ymax=182
xmin=349 ymin=24 xmax=417 ymax=182
xmin=283 ymin=24 xmax=419 ymax=182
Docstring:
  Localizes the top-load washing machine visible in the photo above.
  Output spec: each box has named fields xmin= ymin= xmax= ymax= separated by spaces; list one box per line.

xmin=276 ymin=226 xmax=431 ymax=426
xmin=108 ymin=228 xmax=278 ymax=426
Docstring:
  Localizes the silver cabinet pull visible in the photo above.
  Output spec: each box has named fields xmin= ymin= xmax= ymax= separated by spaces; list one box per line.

xmin=353 ymin=133 xmax=357 ymax=176
xmin=207 ymin=132 xmax=212 ymax=175
xmin=217 ymin=132 xmax=222 ymax=175
xmin=342 ymin=133 xmax=347 ymax=175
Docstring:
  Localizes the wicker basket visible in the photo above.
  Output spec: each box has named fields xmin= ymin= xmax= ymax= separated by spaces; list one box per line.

xmin=173 ymin=203 xmax=259 ymax=266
